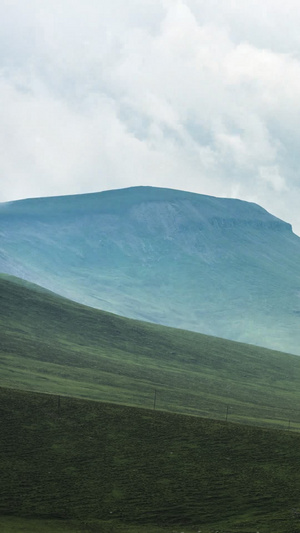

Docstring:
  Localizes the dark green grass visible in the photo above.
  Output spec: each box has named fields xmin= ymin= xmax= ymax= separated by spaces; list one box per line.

xmin=0 ymin=515 xmax=181 ymax=533
xmin=1 ymin=387 xmax=300 ymax=532
xmin=2 ymin=274 xmax=300 ymax=429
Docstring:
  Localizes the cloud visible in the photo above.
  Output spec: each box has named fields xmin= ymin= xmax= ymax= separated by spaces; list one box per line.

xmin=0 ymin=0 xmax=300 ymax=235
xmin=259 ymin=166 xmax=288 ymax=193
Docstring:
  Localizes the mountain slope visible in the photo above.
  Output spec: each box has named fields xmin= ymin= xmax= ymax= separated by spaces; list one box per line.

xmin=2 ymin=274 xmax=300 ymax=428
xmin=1 ymin=186 xmax=300 ymax=354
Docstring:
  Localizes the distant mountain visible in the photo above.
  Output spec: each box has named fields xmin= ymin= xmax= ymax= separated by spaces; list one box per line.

xmin=1 ymin=186 xmax=300 ymax=354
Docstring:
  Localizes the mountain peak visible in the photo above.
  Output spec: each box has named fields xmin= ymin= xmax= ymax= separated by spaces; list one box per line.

xmin=0 ymin=186 xmax=292 ymax=232
xmin=1 ymin=186 xmax=299 ymax=354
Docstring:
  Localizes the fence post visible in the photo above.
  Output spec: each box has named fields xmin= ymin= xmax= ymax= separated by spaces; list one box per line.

xmin=153 ymin=389 xmax=157 ymax=410
xmin=225 ymin=405 xmax=229 ymax=422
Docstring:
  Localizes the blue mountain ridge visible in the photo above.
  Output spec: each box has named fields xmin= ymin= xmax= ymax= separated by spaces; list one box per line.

xmin=1 ymin=186 xmax=300 ymax=355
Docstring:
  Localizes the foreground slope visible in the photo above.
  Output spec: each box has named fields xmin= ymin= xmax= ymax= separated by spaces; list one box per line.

xmin=1 ymin=187 xmax=300 ymax=354
xmin=1 ymin=387 xmax=300 ymax=533
xmin=2 ymin=274 xmax=300 ymax=428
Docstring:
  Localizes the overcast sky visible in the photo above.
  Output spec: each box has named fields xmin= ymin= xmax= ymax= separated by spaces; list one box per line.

xmin=1 ymin=1 xmax=300 ymax=234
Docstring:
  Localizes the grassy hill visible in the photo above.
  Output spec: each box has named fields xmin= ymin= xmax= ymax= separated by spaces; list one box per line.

xmin=1 ymin=387 xmax=300 ymax=532
xmin=2 ymin=274 xmax=300 ymax=429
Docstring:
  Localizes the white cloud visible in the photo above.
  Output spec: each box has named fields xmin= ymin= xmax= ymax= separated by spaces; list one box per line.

xmin=259 ymin=166 xmax=288 ymax=193
xmin=0 ymin=0 xmax=300 ymax=235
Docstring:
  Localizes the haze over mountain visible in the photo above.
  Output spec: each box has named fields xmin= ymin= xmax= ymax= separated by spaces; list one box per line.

xmin=1 ymin=186 xmax=300 ymax=355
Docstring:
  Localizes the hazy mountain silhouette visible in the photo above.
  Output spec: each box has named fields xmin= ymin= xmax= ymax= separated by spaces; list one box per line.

xmin=1 ymin=186 xmax=300 ymax=354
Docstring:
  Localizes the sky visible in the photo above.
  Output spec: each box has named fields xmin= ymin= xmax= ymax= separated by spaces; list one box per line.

xmin=1 ymin=0 xmax=300 ymax=235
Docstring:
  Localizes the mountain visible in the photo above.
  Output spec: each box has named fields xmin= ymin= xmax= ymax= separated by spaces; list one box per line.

xmin=2 ymin=274 xmax=300 ymax=428
xmin=1 ymin=186 xmax=300 ymax=354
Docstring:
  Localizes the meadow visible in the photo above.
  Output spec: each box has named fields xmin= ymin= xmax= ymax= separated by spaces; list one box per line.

xmin=2 ymin=275 xmax=300 ymax=531
xmin=1 ymin=387 xmax=300 ymax=532
xmin=2 ymin=274 xmax=300 ymax=429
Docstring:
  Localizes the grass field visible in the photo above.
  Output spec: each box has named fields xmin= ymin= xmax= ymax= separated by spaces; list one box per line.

xmin=2 ymin=274 xmax=300 ymax=429
xmin=1 ymin=387 xmax=300 ymax=532
xmin=0 ymin=515 xmax=182 ymax=533
xmin=3 ymin=275 xmax=300 ymax=531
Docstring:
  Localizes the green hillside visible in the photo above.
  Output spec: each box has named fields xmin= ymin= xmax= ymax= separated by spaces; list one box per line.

xmin=1 ymin=274 xmax=300 ymax=429
xmin=1 ymin=387 xmax=300 ymax=532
